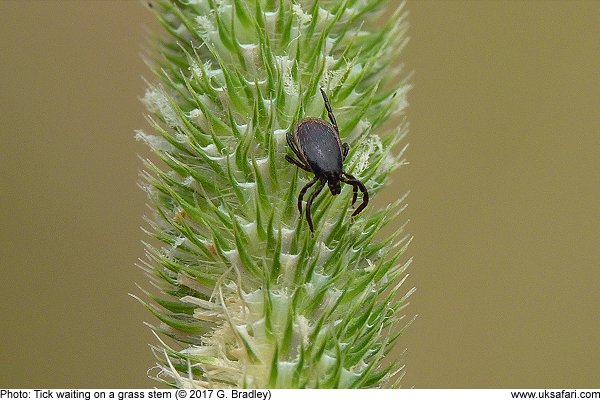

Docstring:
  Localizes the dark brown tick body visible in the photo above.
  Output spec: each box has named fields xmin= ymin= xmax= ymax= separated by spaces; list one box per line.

xmin=286 ymin=88 xmax=369 ymax=232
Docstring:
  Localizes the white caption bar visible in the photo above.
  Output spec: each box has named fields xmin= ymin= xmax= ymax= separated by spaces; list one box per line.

xmin=1 ymin=389 xmax=600 ymax=400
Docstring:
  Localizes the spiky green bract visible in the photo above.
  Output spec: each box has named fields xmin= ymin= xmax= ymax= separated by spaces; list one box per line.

xmin=135 ymin=0 xmax=413 ymax=388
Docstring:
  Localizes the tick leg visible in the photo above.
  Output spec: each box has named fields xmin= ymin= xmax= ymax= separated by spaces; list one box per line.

xmin=286 ymin=132 xmax=311 ymax=171
xmin=298 ymin=176 xmax=319 ymax=215
xmin=351 ymin=183 xmax=358 ymax=206
xmin=286 ymin=131 xmax=300 ymax=156
xmin=320 ymin=87 xmax=339 ymax=136
xmin=286 ymin=154 xmax=311 ymax=172
xmin=342 ymin=173 xmax=369 ymax=217
xmin=342 ymin=143 xmax=350 ymax=161
xmin=305 ymin=179 xmax=325 ymax=233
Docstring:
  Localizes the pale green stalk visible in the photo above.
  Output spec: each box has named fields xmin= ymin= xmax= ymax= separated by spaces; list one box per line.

xmin=134 ymin=0 xmax=414 ymax=388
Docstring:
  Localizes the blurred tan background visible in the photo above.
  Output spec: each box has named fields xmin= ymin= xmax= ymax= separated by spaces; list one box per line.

xmin=1 ymin=0 xmax=598 ymax=388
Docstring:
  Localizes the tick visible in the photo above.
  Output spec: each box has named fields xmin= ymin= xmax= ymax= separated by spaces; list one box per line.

xmin=286 ymin=88 xmax=369 ymax=232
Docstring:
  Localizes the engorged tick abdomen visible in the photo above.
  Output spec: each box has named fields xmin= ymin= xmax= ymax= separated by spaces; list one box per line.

xmin=296 ymin=118 xmax=343 ymax=176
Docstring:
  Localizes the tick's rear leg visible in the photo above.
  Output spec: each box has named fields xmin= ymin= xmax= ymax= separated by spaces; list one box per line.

xmin=320 ymin=87 xmax=339 ymax=136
